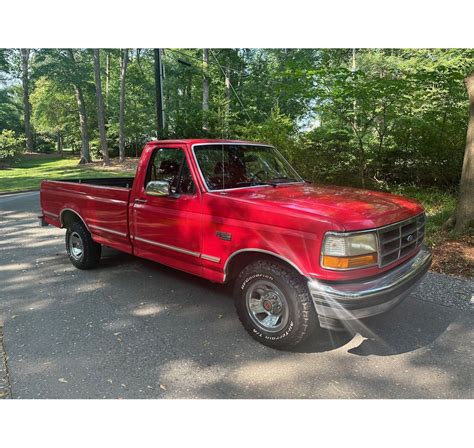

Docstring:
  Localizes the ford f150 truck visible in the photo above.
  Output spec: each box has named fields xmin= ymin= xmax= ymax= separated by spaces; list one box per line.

xmin=39 ymin=139 xmax=432 ymax=349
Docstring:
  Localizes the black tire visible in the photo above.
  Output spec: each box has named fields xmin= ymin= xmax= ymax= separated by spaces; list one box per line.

xmin=65 ymin=221 xmax=101 ymax=269
xmin=234 ymin=259 xmax=318 ymax=349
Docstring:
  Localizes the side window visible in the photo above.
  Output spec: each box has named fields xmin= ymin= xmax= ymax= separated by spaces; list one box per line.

xmin=177 ymin=160 xmax=196 ymax=195
xmin=146 ymin=148 xmax=195 ymax=195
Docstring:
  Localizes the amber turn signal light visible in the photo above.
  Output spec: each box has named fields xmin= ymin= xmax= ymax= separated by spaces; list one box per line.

xmin=322 ymin=253 xmax=378 ymax=269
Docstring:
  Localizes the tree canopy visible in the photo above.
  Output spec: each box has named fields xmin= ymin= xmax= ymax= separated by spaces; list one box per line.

xmin=0 ymin=48 xmax=473 ymax=189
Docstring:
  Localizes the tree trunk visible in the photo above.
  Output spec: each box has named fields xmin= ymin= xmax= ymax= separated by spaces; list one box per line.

xmin=202 ymin=49 xmax=209 ymax=131
xmin=154 ymin=49 xmax=164 ymax=138
xmin=187 ymin=72 xmax=192 ymax=104
xmin=67 ymin=50 xmax=91 ymax=164
xmin=119 ymin=49 xmax=129 ymax=163
xmin=57 ymin=132 xmax=63 ymax=156
xmin=93 ymin=49 xmax=110 ymax=165
xmin=20 ymin=49 xmax=34 ymax=152
xmin=357 ymin=136 xmax=366 ymax=188
xmin=73 ymin=83 xmax=91 ymax=164
xmin=350 ymin=49 xmax=365 ymax=185
xmin=105 ymin=50 xmax=110 ymax=110
xmin=454 ymin=72 xmax=474 ymax=232
xmin=224 ymin=67 xmax=231 ymax=138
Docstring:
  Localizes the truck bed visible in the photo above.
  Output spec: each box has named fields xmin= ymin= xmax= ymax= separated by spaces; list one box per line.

xmin=57 ymin=177 xmax=135 ymax=188
xmin=40 ymin=177 xmax=134 ymax=254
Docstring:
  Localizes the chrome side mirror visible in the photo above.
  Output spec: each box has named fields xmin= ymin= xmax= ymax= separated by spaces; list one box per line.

xmin=145 ymin=180 xmax=170 ymax=197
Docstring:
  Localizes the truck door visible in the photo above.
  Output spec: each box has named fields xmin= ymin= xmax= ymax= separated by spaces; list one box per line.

xmin=131 ymin=145 xmax=202 ymax=276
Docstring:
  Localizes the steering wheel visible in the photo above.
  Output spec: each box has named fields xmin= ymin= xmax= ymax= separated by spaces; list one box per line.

xmin=249 ymin=170 xmax=267 ymax=183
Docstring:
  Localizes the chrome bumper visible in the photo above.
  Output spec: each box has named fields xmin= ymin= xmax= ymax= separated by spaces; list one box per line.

xmin=308 ymin=245 xmax=432 ymax=330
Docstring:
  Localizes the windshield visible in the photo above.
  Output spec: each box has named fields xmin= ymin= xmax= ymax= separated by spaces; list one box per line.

xmin=194 ymin=144 xmax=303 ymax=191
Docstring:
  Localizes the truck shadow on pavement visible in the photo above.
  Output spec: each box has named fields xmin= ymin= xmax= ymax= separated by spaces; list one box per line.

xmin=100 ymin=247 xmax=461 ymax=357
xmin=100 ymin=249 xmax=356 ymax=354
xmin=2 ymin=245 xmax=472 ymax=399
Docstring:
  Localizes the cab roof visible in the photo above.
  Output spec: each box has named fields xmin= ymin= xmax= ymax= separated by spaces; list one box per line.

xmin=148 ymin=138 xmax=270 ymax=146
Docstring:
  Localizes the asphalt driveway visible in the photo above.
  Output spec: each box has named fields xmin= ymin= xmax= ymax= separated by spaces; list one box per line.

xmin=0 ymin=191 xmax=472 ymax=398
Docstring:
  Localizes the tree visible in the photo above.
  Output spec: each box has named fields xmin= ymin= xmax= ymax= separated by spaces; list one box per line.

xmin=202 ymin=49 xmax=209 ymax=131
xmin=454 ymin=71 xmax=474 ymax=232
xmin=0 ymin=49 xmax=9 ymax=78
xmin=119 ymin=49 xmax=129 ymax=162
xmin=66 ymin=50 xmax=91 ymax=163
xmin=30 ymin=77 xmax=78 ymax=155
xmin=93 ymin=49 xmax=110 ymax=164
xmin=0 ymin=87 xmax=23 ymax=134
xmin=118 ymin=51 xmax=155 ymax=155
xmin=20 ymin=49 xmax=34 ymax=152
xmin=224 ymin=66 xmax=231 ymax=138
xmin=105 ymin=50 xmax=111 ymax=109
xmin=153 ymin=49 xmax=164 ymax=138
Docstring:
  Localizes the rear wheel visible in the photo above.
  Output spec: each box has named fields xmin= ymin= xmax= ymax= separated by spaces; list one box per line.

xmin=234 ymin=259 xmax=318 ymax=349
xmin=65 ymin=221 xmax=101 ymax=269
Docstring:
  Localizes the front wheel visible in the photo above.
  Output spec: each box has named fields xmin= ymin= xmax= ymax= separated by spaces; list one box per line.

xmin=234 ymin=259 xmax=318 ymax=349
xmin=65 ymin=221 xmax=101 ymax=269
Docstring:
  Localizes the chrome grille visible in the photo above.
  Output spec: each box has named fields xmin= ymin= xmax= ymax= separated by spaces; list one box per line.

xmin=377 ymin=214 xmax=425 ymax=267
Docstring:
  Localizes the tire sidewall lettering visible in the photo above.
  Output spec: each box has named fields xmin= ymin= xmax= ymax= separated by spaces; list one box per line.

xmin=241 ymin=273 xmax=274 ymax=291
xmin=251 ymin=320 xmax=295 ymax=340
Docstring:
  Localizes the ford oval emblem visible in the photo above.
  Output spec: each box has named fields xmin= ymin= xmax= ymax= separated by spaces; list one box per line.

xmin=406 ymin=234 xmax=414 ymax=242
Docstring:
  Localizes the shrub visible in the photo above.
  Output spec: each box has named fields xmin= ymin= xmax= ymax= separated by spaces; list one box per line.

xmin=0 ymin=130 xmax=24 ymax=166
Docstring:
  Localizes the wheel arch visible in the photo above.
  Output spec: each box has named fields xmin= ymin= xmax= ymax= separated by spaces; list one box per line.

xmin=224 ymin=249 xmax=307 ymax=283
xmin=60 ymin=208 xmax=90 ymax=231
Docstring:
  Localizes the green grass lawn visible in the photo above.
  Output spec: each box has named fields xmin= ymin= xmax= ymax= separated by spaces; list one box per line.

xmin=0 ymin=155 xmax=136 ymax=194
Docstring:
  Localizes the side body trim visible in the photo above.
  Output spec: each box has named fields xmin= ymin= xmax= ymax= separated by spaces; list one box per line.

xmin=134 ymin=236 xmax=200 ymax=258
xmin=89 ymin=224 xmax=128 ymax=238
xmin=134 ymin=235 xmax=220 ymax=263
xmin=201 ymin=254 xmax=221 ymax=263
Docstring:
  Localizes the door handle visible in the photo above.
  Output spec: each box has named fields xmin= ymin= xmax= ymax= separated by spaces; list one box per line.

xmin=135 ymin=198 xmax=147 ymax=204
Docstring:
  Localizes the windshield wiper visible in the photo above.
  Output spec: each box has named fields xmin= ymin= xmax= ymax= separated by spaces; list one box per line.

xmin=234 ymin=181 xmax=273 ymax=187
xmin=267 ymin=176 xmax=299 ymax=185
xmin=234 ymin=177 xmax=300 ymax=188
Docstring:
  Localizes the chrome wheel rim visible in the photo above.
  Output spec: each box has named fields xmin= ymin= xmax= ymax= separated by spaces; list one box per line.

xmin=245 ymin=280 xmax=289 ymax=333
xmin=69 ymin=232 xmax=84 ymax=260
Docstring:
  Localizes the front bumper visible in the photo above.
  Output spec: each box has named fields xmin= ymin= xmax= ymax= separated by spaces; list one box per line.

xmin=308 ymin=245 xmax=432 ymax=330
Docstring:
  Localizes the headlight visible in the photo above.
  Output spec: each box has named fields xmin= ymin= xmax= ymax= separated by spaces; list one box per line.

xmin=322 ymin=232 xmax=378 ymax=269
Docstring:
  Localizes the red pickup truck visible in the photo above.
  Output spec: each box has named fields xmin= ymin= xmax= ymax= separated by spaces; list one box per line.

xmin=40 ymin=139 xmax=432 ymax=349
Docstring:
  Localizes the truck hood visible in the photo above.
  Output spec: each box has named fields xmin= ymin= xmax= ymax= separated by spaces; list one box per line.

xmin=219 ymin=183 xmax=424 ymax=231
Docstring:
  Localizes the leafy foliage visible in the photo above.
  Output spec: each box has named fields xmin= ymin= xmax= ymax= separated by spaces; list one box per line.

xmin=0 ymin=48 xmax=473 ymax=188
xmin=30 ymin=77 xmax=78 ymax=138
xmin=0 ymin=129 xmax=24 ymax=164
